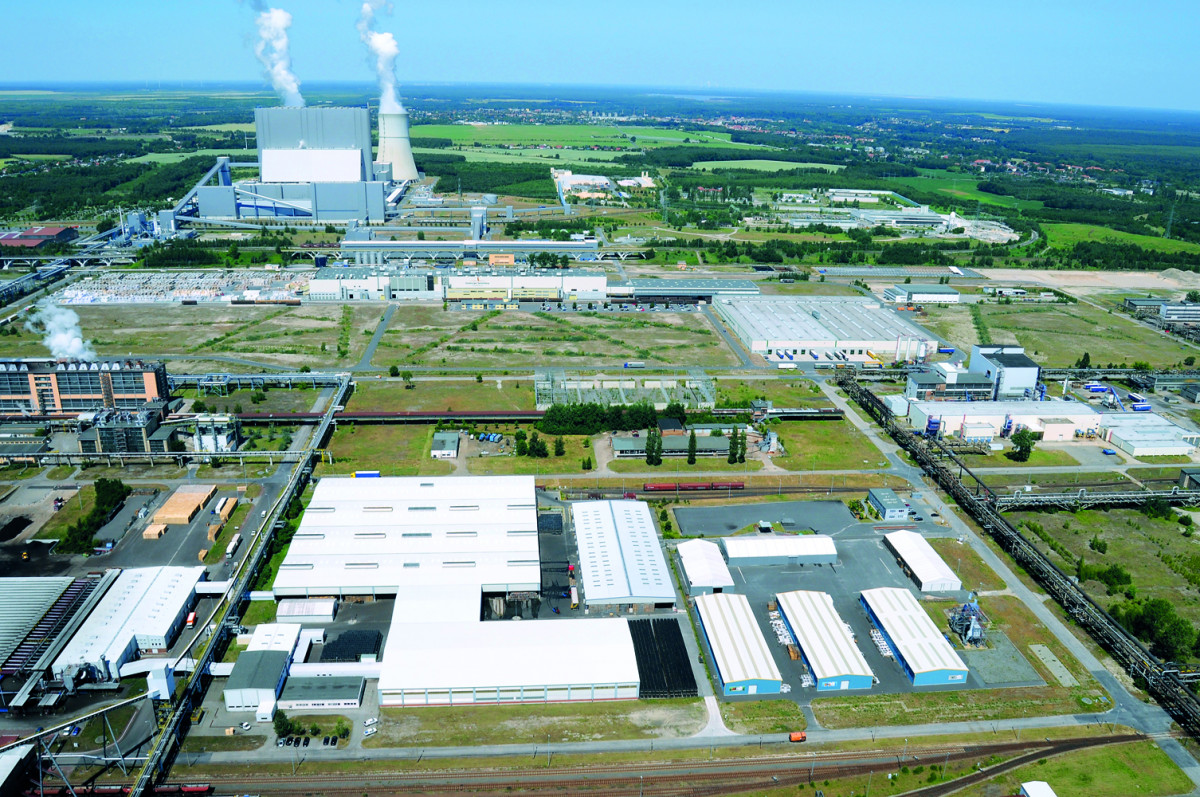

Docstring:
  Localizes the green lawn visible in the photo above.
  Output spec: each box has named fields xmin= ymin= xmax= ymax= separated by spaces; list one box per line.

xmin=961 ymin=447 xmax=1081 ymax=468
xmin=928 ymin=537 xmax=1005 ymax=592
xmin=1043 ymin=222 xmax=1200 ymax=254
xmin=719 ymin=700 xmax=807 ymax=734
xmin=366 ymin=698 xmax=704 ymax=748
xmin=0 ymin=464 xmax=44 ymax=481
xmin=44 ymin=465 xmax=75 ymax=481
xmin=468 ymin=432 xmax=594 ymax=475
xmin=770 ymin=420 xmax=885 ymax=471
xmin=315 ymin=424 xmax=454 ymax=477
xmin=240 ymin=600 xmax=277 ymax=626
xmin=203 ymin=503 xmax=250 ymax=566
xmin=956 ymin=740 xmax=1191 ymax=797
xmin=350 ymin=379 xmax=535 ymax=413
xmin=713 ymin=378 xmax=830 ymax=409
xmin=179 ymin=734 xmax=266 ymax=753
xmin=607 ymin=457 xmax=764 ymax=474
xmin=36 ymin=486 xmax=95 ymax=541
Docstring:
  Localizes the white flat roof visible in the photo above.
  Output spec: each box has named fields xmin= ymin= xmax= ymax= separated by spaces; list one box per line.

xmin=723 ymin=535 xmax=837 ymax=560
xmin=571 ymin=500 xmax=674 ymax=605
xmin=716 ymin=297 xmax=936 ymax=345
xmin=860 ymin=587 xmax=966 ymax=675
xmin=694 ymin=592 xmax=782 ymax=686
xmin=1020 ymin=783 xmax=1058 ymax=797
xmin=274 ymin=476 xmax=541 ymax=595
xmin=54 ymin=567 xmax=204 ymax=671
xmin=776 ymin=590 xmax=873 ymax=682
xmin=277 ymin=598 xmax=337 ymax=618
xmin=911 ymin=399 xmax=1098 ymax=421
xmin=378 ymin=617 xmax=638 ymax=694
xmin=676 ymin=539 xmax=734 ymax=589
xmin=884 ymin=531 xmax=962 ymax=591
xmin=1098 ymin=412 xmax=1200 ymax=446
xmin=246 ymin=623 xmax=301 ymax=653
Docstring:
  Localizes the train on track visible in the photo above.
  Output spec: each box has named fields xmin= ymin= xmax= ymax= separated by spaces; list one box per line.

xmin=642 ymin=482 xmax=745 ymax=492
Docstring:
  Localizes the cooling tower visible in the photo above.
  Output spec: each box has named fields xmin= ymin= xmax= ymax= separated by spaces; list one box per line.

xmin=378 ymin=110 xmax=419 ymax=182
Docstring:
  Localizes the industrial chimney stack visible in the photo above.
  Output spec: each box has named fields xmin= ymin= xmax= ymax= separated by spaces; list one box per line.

xmin=378 ymin=109 xmax=419 ymax=182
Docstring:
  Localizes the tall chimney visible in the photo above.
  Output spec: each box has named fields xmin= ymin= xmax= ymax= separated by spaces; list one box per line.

xmin=378 ymin=109 xmax=419 ymax=182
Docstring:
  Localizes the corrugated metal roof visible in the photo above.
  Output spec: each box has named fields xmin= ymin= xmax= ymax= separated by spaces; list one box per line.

xmin=723 ymin=535 xmax=836 ymax=560
xmin=860 ymin=587 xmax=966 ymax=675
xmin=694 ymin=592 xmax=781 ymax=686
xmin=776 ymin=590 xmax=873 ymax=682
xmin=715 ymin=297 xmax=937 ymax=346
xmin=884 ymin=531 xmax=961 ymax=591
xmin=0 ymin=577 xmax=73 ymax=666
xmin=277 ymin=598 xmax=336 ymax=618
xmin=676 ymin=539 xmax=734 ymax=589
xmin=246 ymin=623 xmax=301 ymax=653
xmin=572 ymin=500 xmax=674 ymax=605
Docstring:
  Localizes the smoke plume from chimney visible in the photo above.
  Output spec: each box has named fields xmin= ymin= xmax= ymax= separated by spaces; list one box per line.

xmin=248 ymin=1 xmax=305 ymax=107
xmin=26 ymin=301 xmax=95 ymax=361
xmin=357 ymin=1 xmax=403 ymax=114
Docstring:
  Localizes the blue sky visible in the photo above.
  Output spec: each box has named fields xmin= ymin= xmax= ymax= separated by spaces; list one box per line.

xmin=2 ymin=0 xmax=1197 ymax=111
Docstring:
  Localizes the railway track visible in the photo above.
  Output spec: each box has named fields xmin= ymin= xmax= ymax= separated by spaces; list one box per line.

xmin=194 ymin=734 xmax=1142 ymax=796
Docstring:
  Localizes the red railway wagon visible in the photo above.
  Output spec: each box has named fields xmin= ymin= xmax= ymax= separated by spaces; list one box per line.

xmin=712 ymin=482 xmax=745 ymax=490
xmin=676 ymin=483 xmax=711 ymax=491
xmin=642 ymin=483 xmax=677 ymax=492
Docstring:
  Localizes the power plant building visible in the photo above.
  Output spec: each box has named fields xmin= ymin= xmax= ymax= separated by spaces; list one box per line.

xmin=0 ymin=359 xmax=168 ymax=414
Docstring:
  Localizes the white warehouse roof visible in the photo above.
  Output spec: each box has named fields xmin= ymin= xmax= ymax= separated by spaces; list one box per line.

xmin=776 ymin=590 xmax=873 ymax=683
xmin=884 ymin=531 xmax=962 ymax=592
xmin=723 ymin=535 xmax=837 ymax=561
xmin=676 ymin=539 xmax=734 ymax=590
xmin=694 ymin=592 xmax=781 ymax=686
xmin=1098 ymin=412 xmax=1200 ymax=456
xmin=276 ymin=598 xmax=336 ymax=619
xmin=54 ymin=567 xmax=204 ymax=676
xmin=571 ymin=500 xmax=674 ymax=605
xmin=860 ymin=587 xmax=966 ymax=676
xmin=273 ymin=476 xmax=541 ymax=597
xmin=379 ymin=617 xmax=638 ymax=700
xmin=715 ymin=297 xmax=937 ymax=350
xmin=246 ymin=623 xmax=301 ymax=653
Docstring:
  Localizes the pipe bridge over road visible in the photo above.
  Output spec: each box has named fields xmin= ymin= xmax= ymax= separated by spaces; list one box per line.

xmin=995 ymin=486 xmax=1200 ymax=511
xmin=836 ymin=373 xmax=1200 ymax=742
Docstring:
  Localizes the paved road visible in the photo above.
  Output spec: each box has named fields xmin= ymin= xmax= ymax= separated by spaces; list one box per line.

xmin=356 ymin=304 xmax=397 ymax=371
xmin=701 ymin=305 xmax=755 ymax=368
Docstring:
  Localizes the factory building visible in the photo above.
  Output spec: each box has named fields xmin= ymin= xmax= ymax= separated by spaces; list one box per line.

xmin=859 ymin=588 xmax=968 ymax=686
xmin=52 ymin=567 xmax=205 ymax=682
xmin=276 ymin=598 xmax=337 ymax=624
xmin=0 ymin=577 xmax=77 ymax=673
xmin=907 ymin=399 xmax=1100 ymax=440
xmin=278 ymin=676 xmax=366 ymax=711
xmin=1160 ymin=303 xmax=1200 ymax=324
xmin=721 ymin=535 xmax=837 ymax=566
xmin=1098 ymin=413 xmax=1200 ymax=457
xmin=905 ymin=364 xmax=994 ymax=402
xmin=341 ymin=237 xmax=600 ymax=265
xmin=882 ymin=284 xmax=960 ymax=304
xmin=611 ymin=435 xmax=729 ymax=459
xmin=776 ymin=590 xmax=874 ymax=691
xmin=884 ymin=531 xmax=962 ymax=592
xmin=967 ymin=345 xmax=1040 ymax=400
xmin=0 ymin=226 xmax=79 ymax=249
xmin=193 ymin=413 xmax=240 ymax=454
xmin=0 ymin=359 xmax=168 ymax=414
xmin=867 ymin=488 xmax=909 ymax=522
xmin=571 ymin=500 xmax=676 ymax=610
xmin=223 ymin=623 xmax=301 ymax=713
xmin=430 ymin=431 xmax=459 ymax=459
xmin=307 ymin=267 xmax=440 ymax=301
xmin=444 ymin=270 xmax=607 ymax=303
xmin=675 ymin=539 xmax=734 ymax=596
xmin=78 ymin=402 xmax=172 ymax=454
xmin=714 ymin=297 xmax=937 ymax=363
xmin=607 ymin=278 xmax=760 ymax=304
xmin=693 ymin=592 xmax=782 ymax=696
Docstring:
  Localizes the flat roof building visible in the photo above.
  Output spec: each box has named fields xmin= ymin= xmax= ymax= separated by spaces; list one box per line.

xmin=868 ymin=488 xmax=908 ymax=522
xmin=714 ymin=297 xmax=938 ymax=362
xmin=776 ymin=590 xmax=874 ymax=691
xmin=676 ymin=539 xmax=734 ymax=596
xmin=882 ymin=284 xmax=960 ymax=304
xmin=1098 ymin=413 xmax=1200 ymax=457
xmin=694 ymin=592 xmax=782 ymax=696
xmin=571 ymin=500 xmax=675 ymax=610
xmin=276 ymin=598 xmax=337 ymax=624
xmin=884 ymin=531 xmax=962 ymax=592
xmin=967 ymin=345 xmax=1040 ymax=400
xmin=908 ymin=400 xmax=1099 ymax=439
xmin=431 ymin=431 xmax=459 ymax=459
xmin=278 ymin=676 xmax=366 ymax=711
xmin=722 ymin=535 xmax=837 ymax=566
xmin=223 ymin=650 xmax=291 ymax=712
xmin=860 ymin=587 xmax=967 ymax=686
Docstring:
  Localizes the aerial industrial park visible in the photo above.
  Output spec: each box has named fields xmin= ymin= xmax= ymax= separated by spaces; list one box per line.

xmin=2 ymin=3 xmax=1200 ymax=797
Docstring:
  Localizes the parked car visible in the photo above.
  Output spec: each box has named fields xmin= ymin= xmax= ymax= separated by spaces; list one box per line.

xmin=302 ymin=736 xmax=310 ymax=747
xmin=322 ymin=736 xmax=330 ymax=746
xmin=364 ymin=718 xmax=378 ymax=727
xmin=240 ymin=722 xmax=251 ymax=731
xmin=1102 ymin=448 xmax=1117 ymax=455
xmin=277 ymin=738 xmax=285 ymax=748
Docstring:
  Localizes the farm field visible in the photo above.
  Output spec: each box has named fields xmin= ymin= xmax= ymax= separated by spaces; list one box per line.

xmin=693 ymin=159 xmax=844 ymax=172
xmin=349 ymin=379 xmax=536 ymax=413
xmin=1009 ymin=506 xmax=1200 ymax=627
xmin=376 ymin=308 xmax=739 ymax=368
xmin=414 ymin=146 xmax=624 ymax=167
xmin=1043 ymin=222 xmax=1200 ymax=254
xmin=129 ymin=149 xmax=251 ymax=164
xmin=920 ymin=302 xmax=1192 ymax=368
xmin=411 ymin=124 xmax=751 ymax=150
xmin=890 ymin=170 xmax=1044 ymax=210
xmin=770 ymin=420 xmax=884 ymax=471
xmin=314 ymin=424 xmax=453 ymax=478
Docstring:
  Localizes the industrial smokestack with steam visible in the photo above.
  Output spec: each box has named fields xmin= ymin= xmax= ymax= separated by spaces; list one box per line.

xmin=25 ymin=301 xmax=95 ymax=361
xmin=249 ymin=0 xmax=305 ymax=107
xmin=358 ymin=1 xmax=419 ymax=181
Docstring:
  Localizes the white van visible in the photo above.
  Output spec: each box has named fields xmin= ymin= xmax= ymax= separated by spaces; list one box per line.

xmin=364 ymin=728 xmax=377 ymax=737
xmin=363 ymin=717 xmax=378 ymax=727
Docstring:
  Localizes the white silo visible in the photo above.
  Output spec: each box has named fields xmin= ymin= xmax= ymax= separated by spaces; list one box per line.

xmin=378 ymin=108 xmax=419 ymax=182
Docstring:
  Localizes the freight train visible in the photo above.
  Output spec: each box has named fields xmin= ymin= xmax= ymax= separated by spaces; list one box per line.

xmin=642 ymin=482 xmax=745 ymax=492
xmin=22 ymin=785 xmax=212 ymax=796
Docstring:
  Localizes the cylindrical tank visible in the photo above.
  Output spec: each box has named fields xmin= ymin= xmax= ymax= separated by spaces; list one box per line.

xmin=378 ymin=110 xmax=420 ymax=182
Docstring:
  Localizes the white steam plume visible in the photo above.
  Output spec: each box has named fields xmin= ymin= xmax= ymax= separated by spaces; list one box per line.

xmin=25 ymin=301 xmax=95 ymax=361
xmin=357 ymin=1 xmax=404 ymax=114
xmin=247 ymin=1 xmax=305 ymax=107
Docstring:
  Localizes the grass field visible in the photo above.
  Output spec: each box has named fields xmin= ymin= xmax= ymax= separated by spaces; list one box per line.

xmin=714 ymin=378 xmax=829 ymax=409
xmin=955 ymin=740 xmax=1191 ymax=797
xmin=468 ymin=431 xmax=594 ymax=476
xmin=414 ymin=146 xmax=624 ymax=167
xmin=376 ymin=307 xmax=738 ymax=368
xmin=921 ymin=302 xmax=1192 ymax=368
xmin=813 ymin=593 xmax=1106 ymax=728
xmin=411 ymin=124 xmax=751 ymax=150
xmin=770 ymin=420 xmax=886 ymax=471
xmin=693 ymin=159 xmax=844 ymax=172
xmin=240 ymin=600 xmax=277 ymax=626
xmin=960 ymin=447 xmax=1081 ymax=468
xmin=719 ymin=700 xmax=807 ymax=734
xmin=607 ymin=457 xmax=764 ymax=474
xmin=928 ymin=537 xmax=1005 ymax=592
xmin=182 ymin=387 xmax=321 ymax=416
xmin=1010 ymin=507 xmax=1200 ymax=626
xmin=366 ymin=698 xmax=704 ymax=748
xmin=1044 ymin=222 xmax=1200 ymax=254
xmin=350 ymin=379 xmax=536 ymax=413
xmin=129 ymin=148 xmax=251 ymax=164
xmin=315 ymin=424 xmax=454 ymax=477
xmin=891 ymin=170 xmax=1044 ymax=211
xmin=36 ymin=486 xmax=94 ymax=541
xmin=203 ymin=503 xmax=250 ymax=566
xmin=179 ymin=734 xmax=266 ymax=753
